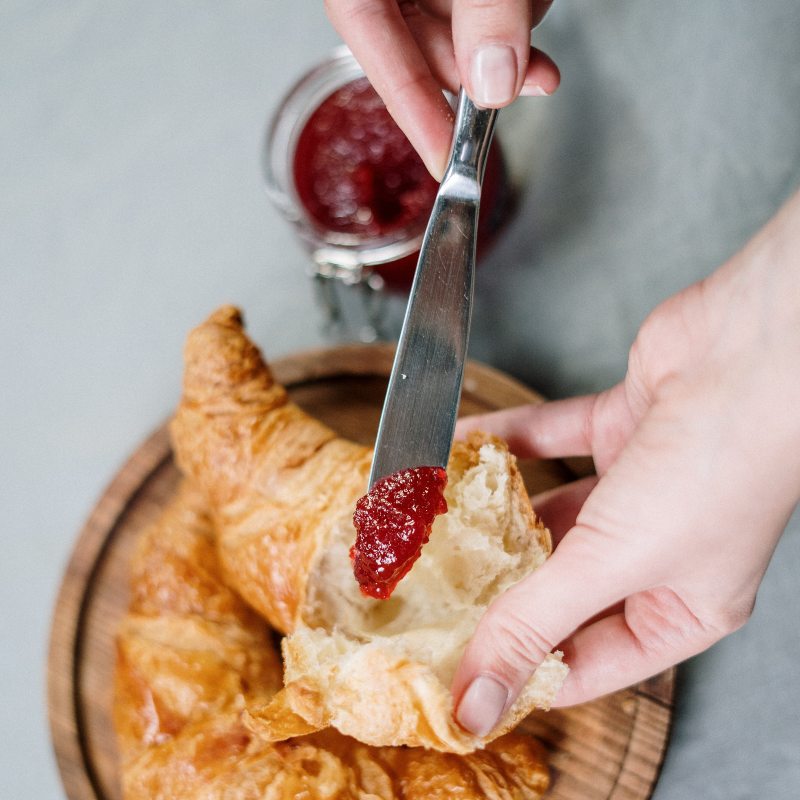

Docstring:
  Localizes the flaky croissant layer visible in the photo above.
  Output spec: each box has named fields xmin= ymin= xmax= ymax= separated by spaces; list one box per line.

xmin=171 ymin=306 xmax=372 ymax=635
xmin=113 ymin=480 xmax=551 ymax=798
xmin=169 ymin=307 xmax=567 ymax=754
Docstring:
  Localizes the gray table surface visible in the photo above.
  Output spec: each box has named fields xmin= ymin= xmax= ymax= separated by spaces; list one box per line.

xmin=2 ymin=1 xmax=799 ymax=797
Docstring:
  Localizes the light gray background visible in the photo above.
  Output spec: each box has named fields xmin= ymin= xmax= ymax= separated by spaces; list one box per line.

xmin=2 ymin=1 xmax=799 ymax=797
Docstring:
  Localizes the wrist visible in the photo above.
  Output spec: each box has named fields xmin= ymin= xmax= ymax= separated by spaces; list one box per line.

xmin=704 ymin=191 xmax=800 ymax=497
xmin=641 ymin=189 xmax=800 ymax=498
xmin=710 ymin=189 xmax=800 ymax=355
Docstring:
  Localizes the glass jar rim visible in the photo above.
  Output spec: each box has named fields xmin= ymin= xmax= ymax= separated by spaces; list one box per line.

xmin=263 ymin=47 xmax=429 ymax=273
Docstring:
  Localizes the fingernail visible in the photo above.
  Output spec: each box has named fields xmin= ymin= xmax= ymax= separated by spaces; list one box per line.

xmin=423 ymin=150 xmax=447 ymax=183
xmin=470 ymin=44 xmax=517 ymax=107
xmin=456 ymin=675 xmax=509 ymax=737
xmin=520 ymin=83 xmax=550 ymax=97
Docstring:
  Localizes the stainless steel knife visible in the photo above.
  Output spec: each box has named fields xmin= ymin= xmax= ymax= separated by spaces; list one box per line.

xmin=369 ymin=89 xmax=498 ymax=488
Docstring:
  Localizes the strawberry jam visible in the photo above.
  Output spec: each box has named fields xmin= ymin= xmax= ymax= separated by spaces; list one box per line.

xmin=294 ymin=77 xmax=438 ymax=239
xmin=291 ymin=76 xmax=511 ymax=291
xmin=351 ymin=466 xmax=448 ymax=600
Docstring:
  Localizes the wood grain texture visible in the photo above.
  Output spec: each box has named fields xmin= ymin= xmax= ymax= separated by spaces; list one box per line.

xmin=47 ymin=344 xmax=674 ymax=800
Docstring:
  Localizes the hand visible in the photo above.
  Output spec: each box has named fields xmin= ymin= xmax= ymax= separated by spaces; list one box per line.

xmin=324 ymin=1 xmax=561 ymax=179
xmin=451 ymin=189 xmax=800 ymax=735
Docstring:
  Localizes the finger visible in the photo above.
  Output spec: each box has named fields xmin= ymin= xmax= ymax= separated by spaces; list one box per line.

xmin=402 ymin=7 xmax=459 ymax=93
xmin=325 ymin=0 xmax=454 ymax=179
xmin=456 ymin=382 xmax=636 ymax=467
xmin=451 ymin=529 xmax=644 ymax=736
xmin=456 ymin=394 xmax=599 ymax=460
xmin=553 ymin=588 xmax=720 ymax=707
xmin=532 ymin=476 xmax=598 ymax=546
xmin=439 ymin=0 xmax=552 ymax=30
xmin=520 ymin=46 xmax=560 ymax=96
xmin=452 ymin=0 xmax=533 ymax=108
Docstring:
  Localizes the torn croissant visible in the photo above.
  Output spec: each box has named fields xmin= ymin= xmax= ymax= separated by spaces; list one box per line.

xmin=113 ymin=479 xmax=552 ymax=799
xmin=171 ymin=306 xmax=568 ymax=754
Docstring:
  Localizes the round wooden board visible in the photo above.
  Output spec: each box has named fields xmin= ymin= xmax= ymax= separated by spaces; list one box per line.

xmin=48 ymin=343 xmax=674 ymax=800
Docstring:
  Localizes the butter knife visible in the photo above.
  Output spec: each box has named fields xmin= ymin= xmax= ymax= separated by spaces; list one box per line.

xmin=369 ymin=89 xmax=498 ymax=487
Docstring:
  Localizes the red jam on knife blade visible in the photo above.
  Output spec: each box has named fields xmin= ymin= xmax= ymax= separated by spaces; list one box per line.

xmin=351 ymin=466 xmax=448 ymax=600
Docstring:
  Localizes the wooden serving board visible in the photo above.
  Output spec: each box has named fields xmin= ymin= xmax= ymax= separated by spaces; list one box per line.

xmin=47 ymin=344 xmax=674 ymax=800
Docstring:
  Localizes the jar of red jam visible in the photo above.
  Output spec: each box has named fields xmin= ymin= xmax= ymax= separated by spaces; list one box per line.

xmin=264 ymin=47 xmax=512 ymax=340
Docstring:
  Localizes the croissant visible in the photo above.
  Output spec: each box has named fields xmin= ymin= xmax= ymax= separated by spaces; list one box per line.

xmin=113 ymin=478 xmax=551 ymax=798
xmin=113 ymin=481 xmax=281 ymax=767
xmin=170 ymin=307 xmax=567 ymax=754
xmin=171 ymin=306 xmax=372 ymax=635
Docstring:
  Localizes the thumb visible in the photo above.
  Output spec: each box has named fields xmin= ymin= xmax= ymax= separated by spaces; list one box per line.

xmin=452 ymin=0 xmax=533 ymax=108
xmin=451 ymin=531 xmax=637 ymax=736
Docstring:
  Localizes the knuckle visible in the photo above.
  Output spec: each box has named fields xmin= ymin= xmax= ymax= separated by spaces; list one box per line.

xmin=704 ymin=601 xmax=753 ymax=637
xmin=481 ymin=601 xmax=556 ymax=680
xmin=628 ymin=303 xmax=674 ymax=386
xmin=460 ymin=0 xmax=532 ymax=29
xmin=626 ymin=587 xmax=747 ymax=655
xmin=325 ymin=0 xmax=383 ymax=27
xmin=380 ymin=70 xmax=434 ymax=119
xmin=626 ymin=588 xmax=701 ymax=654
xmin=387 ymin=70 xmax=429 ymax=97
xmin=630 ymin=280 xmax=712 ymax=389
xmin=463 ymin=0 xmax=508 ymax=11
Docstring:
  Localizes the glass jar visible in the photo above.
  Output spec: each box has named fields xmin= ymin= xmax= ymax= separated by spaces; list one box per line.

xmin=264 ymin=47 xmax=512 ymax=340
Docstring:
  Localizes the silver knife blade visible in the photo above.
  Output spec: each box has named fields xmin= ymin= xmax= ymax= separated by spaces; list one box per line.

xmin=369 ymin=90 xmax=498 ymax=488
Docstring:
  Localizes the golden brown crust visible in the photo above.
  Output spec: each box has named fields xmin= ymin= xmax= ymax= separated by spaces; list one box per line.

xmin=391 ymin=735 xmax=550 ymax=799
xmin=123 ymin=712 xmax=549 ymax=800
xmin=168 ymin=307 xmax=566 ymax=755
xmin=113 ymin=465 xmax=551 ymax=798
xmin=170 ymin=306 xmax=371 ymax=634
xmin=113 ymin=482 xmax=282 ymax=765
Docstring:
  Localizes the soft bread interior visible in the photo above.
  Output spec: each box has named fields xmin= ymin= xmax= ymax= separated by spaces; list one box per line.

xmin=246 ymin=434 xmax=567 ymax=752
xmin=303 ymin=440 xmax=550 ymax=690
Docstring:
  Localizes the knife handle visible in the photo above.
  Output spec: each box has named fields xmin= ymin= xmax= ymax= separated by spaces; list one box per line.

xmin=443 ymin=89 xmax=498 ymax=191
